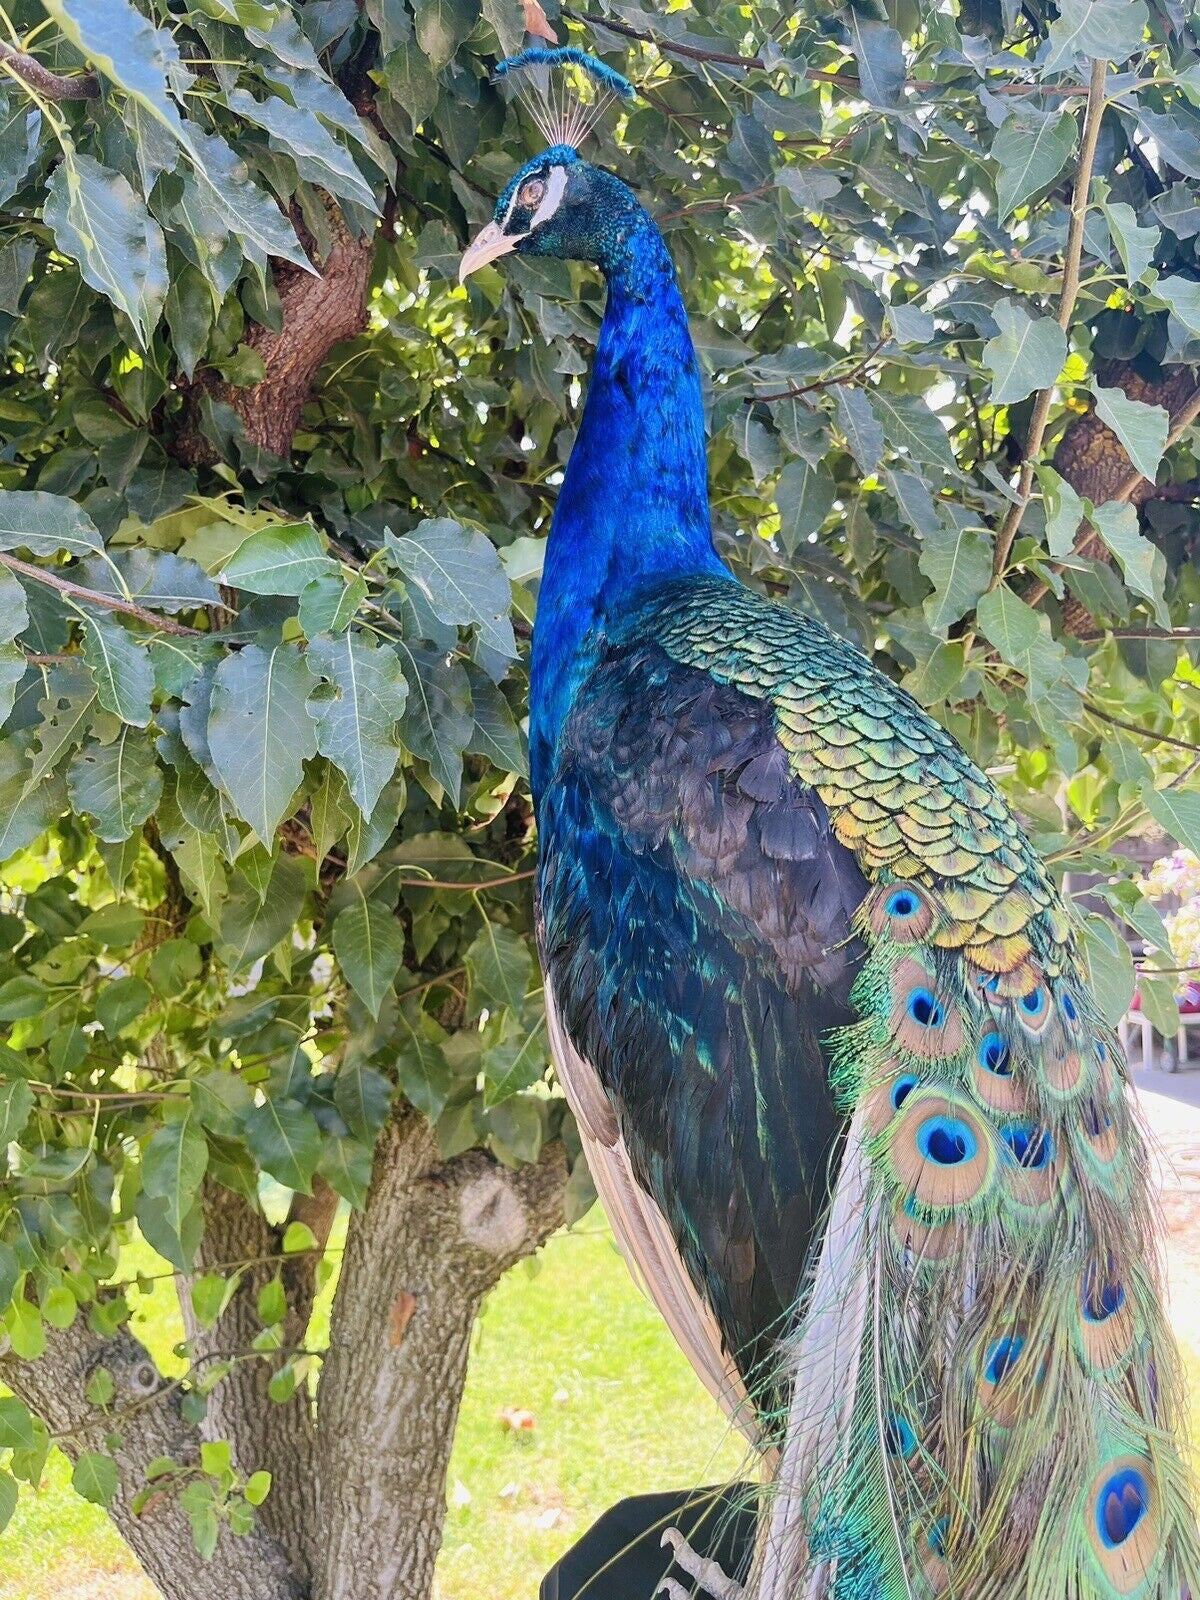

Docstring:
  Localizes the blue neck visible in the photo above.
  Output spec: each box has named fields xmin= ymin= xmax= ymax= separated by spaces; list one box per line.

xmin=529 ymin=211 xmax=725 ymax=797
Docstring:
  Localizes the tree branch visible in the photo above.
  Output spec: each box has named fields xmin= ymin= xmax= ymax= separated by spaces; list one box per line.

xmin=0 ymin=39 xmax=98 ymax=100
xmin=0 ymin=551 xmax=202 ymax=637
xmin=1084 ymin=699 xmax=1200 ymax=755
xmin=991 ymin=56 xmax=1108 ymax=580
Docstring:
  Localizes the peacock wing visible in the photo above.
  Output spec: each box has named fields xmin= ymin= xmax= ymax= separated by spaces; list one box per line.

xmin=537 ymin=633 xmax=870 ymax=1412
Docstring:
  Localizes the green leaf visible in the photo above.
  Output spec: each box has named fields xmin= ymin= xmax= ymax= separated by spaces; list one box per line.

xmin=224 ymin=89 xmax=378 ymax=214
xmin=395 ymin=1017 xmax=454 ymax=1122
xmin=1097 ymin=198 xmax=1159 ymax=285
xmin=842 ymin=10 xmax=905 ymax=107
xmin=982 ymin=299 xmax=1067 ymax=405
xmin=397 ymin=642 xmax=472 ymax=802
xmin=918 ymin=525 xmax=992 ymax=636
xmin=1079 ymin=914 xmax=1136 ymax=1027
xmin=142 ymin=1112 xmax=208 ymax=1248
xmin=776 ymin=458 xmax=835 ymax=551
xmin=466 ymin=922 xmax=533 ymax=1017
xmin=219 ymin=523 xmax=335 ymax=596
xmin=0 ymin=491 xmax=103 ymax=558
xmin=0 ymin=1471 xmax=14 ymax=1534
xmin=44 ymin=0 xmax=186 ymax=135
xmin=832 ymin=387 xmax=884 ymax=475
xmin=245 ymin=1098 xmax=322 ymax=1193
xmin=993 ymin=111 xmax=1077 ymax=220
xmin=1143 ymin=784 xmax=1200 ymax=858
xmin=976 ymin=584 xmax=1081 ymax=700
xmin=80 ymin=614 xmax=155 ymax=727
xmin=95 ymin=975 xmax=154 ymax=1037
xmin=1088 ymin=501 xmax=1169 ymax=624
xmin=0 ymin=1079 xmax=33 ymax=1145
xmin=1044 ymin=0 xmax=1148 ymax=69
xmin=332 ymin=895 xmax=405 ymax=1019
xmin=44 ymin=145 xmax=167 ymax=346
xmin=484 ymin=1018 xmax=547 ymax=1106
xmin=1137 ymin=109 xmax=1200 ymax=181
xmin=0 ymin=1397 xmax=33 ymax=1452
xmin=72 ymin=1451 xmax=119 ymax=1508
xmin=67 ymin=732 xmax=162 ymax=843
xmin=215 ymin=855 xmax=307 ymax=972
xmin=207 ymin=644 xmax=317 ymax=845
xmin=1092 ymin=384 xmax=1168 ymax=483
xmin=465 ymin=672 xmax=528 ymax=779
xmin=176 ymin=126 xmax=312 ymax=278
xmin=867 ymin=389 xmax=958 ymax=475
xmin=256 ymin=1278 xmax=286 ymax=1328
xmin=413 ymin=0 xmax=475 ymax=68
xmin=333 ymin=1055 xmax=392 ymax=1141
xmin=299 ymin=572 xmax=366 ymax=637
xmin=244 ymin=1470 xmax=271 ymax=1507
xmin=1038 ymin=468 xmax=1086 ymax=558
xmin=1137 ymin=974 xmax=1179 ymax=1037
xmin=307 ymin=634 xmax=407 ymax=819
xmin=388 ymin=519 xmax=515 ymax=658
xmin=76 ymin=551 xmax=221 ymax=614
xmin=1153 ymin=273 xmax=1200 ymax=336
xmin=317 ymin=1135 xmax=372 ymax=1208
xmin=190 ymin=1273 xmax=233 ymax=1330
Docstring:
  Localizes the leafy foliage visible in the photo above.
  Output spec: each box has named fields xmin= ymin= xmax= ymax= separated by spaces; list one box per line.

xmin=0 ymin=0 xmax=1195 ymax=1573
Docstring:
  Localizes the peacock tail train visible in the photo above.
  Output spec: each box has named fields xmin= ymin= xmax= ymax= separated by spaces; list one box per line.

xmin=639 ymin=581 xmax=1200 ymax=1600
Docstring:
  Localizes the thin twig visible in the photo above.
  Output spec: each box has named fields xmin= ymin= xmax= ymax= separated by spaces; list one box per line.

xmin=752 ymin=338 xmax=889 ymax=404
xmin=0 ymin=551 xmax=202 ymax=637
xmin=0 ymin=39 xmax=98 ymax=99
xmin=1084 ymin=700 xmax=1200 ymax=755
xmin=991 ymin=56 xmax=1108 ymax=581
xmin=394 ymin=869 xmax=535 ymax=892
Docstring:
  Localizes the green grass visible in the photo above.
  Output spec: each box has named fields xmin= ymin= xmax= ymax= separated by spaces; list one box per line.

xmin=0 ymin=1221 xmax=746 ymax=1600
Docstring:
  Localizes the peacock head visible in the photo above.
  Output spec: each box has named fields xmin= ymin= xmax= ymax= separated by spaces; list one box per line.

xmin=459 ymin=147 xmax=642 ymax=281
xmin=458 ymin=47 xmax=643 ymax=284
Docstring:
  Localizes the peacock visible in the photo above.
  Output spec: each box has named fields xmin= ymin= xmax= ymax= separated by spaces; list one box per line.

xmin=459 ymin=47 xmax=1200 ymax=1600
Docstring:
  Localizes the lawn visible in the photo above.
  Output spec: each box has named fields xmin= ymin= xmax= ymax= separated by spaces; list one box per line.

xmin=0 ymin=1217 xmax=747 ymax=1600
xmin=3 ymin=1179 xmax=1199 ymax=1600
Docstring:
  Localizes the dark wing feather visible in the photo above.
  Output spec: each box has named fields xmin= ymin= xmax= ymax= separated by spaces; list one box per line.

xmin=537 ymin=637 xmax=869 ymax=1392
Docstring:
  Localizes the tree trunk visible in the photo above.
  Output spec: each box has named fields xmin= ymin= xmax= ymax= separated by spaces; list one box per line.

xmin=0 ymin=1318 xmax=303 ymax=1600
xmin=180 ymin=1178 xmax=339 ymax=1593
xmin=315 ymin=1113 xmax=567 ymax=1600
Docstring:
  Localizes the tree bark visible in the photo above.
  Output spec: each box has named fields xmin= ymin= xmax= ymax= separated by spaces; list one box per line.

xmin=315 ymin=1113 xmax=568 ymax=1600
xmin=180 ymin=1179 xmax=339 ymax=1593
xmin=0 ymin=1317 xmax=303 ymax=1600
xmin=1051 ymin=361 xmax=1197 ymax=634
xmin=174 ymin=204 xmax=375 ymax=466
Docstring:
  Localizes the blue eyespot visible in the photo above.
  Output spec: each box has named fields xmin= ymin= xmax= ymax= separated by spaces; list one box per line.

xmin=1083 ymin=1103 xmax=1112 ymax=1137
xmin=983 ymin=974 xmax=1002 ymax=995
xmin=1061 ymin=990 xmax=1078 ymax=1022
xmin=886 ymin=889 xmax=918 ymax=918
xmin=985 ymin=1335 xmax=1025 ymax=1385
xmin=918 ymin=1115 xmax=976 ymax=1167
xmin=907 ymin=988 xmax=945 ymax=1028
xmin=1019 ymin=987 xmax=1046 ymax=1019
xmin=891 ymin=1074 xmax=919 ymax=1111
xmin=1002 ymin=1123 xmax=1053 ymax=1170
xmin=1083 ymin=1274 xmax=1125 ymax=1322
xmin=884 ymin=1414 xmax=916 ymax=1458
xmin=1097 ymin=1468 xmax=1148 ymax=1549
xmin=978 ymin=1032 xmax=1010 ymax=1075
xmin=927 ymin=1517 xmax=949 ymax=1559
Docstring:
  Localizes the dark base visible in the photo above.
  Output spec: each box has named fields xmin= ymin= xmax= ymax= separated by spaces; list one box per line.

xmin=540 ymin=1484 xmax=758 ymax=1600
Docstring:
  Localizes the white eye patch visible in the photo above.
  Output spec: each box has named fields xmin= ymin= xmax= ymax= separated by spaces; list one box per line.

xmin=501 ymin=164 xmax=569 ymax=236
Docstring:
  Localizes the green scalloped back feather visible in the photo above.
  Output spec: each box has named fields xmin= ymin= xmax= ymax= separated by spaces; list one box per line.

xmin=632 ymin=578 xmax=1200 ymax=1599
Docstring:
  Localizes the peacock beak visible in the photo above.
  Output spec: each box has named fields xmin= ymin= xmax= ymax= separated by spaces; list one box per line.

xmin=458 ymin=221 xmax=519 ymax=282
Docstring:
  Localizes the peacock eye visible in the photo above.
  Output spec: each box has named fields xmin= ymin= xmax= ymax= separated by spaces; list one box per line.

xmin=518 ymin=177 xmax=547 ymax=209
